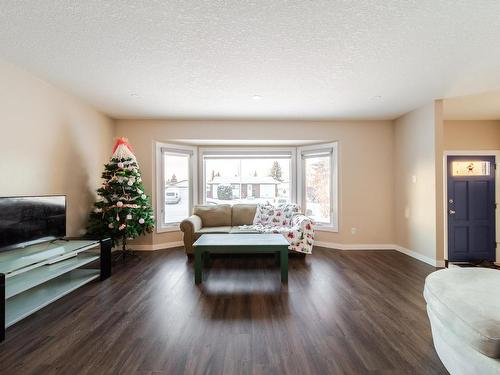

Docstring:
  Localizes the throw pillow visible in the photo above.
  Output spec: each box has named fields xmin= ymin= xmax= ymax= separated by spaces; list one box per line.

xmin=253 ymin=203 xmax=275 ymax=225
xmin=277 ymin=203 xmax=299 ymax=226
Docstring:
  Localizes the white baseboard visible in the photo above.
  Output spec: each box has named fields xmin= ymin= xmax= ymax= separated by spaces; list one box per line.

xmin=314 ymin=241 xmax=444 ymax=267
xmin=435 ymin=260 xmax=446 ymax=268
xmin=393 ymin=245 xmax=445 ymax=268
xmin=131 ymin=241 xmax=184 ymax=251
xmin=314 ymin=241 xmax=395 ymax=251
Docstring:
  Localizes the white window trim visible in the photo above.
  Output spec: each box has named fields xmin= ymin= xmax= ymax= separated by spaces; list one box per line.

xmin=297 ymin=142 xmax=339 ymax=232
xmin=198 ymin=146 xmax=297 ymax=205
xmin=155 ymin=142 xmax=198 ymax=233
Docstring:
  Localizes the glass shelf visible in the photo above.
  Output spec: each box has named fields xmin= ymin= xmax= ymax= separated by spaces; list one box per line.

xmin=5 ymin=253 xmax=100 ymax=299
xmin=0 ymin=240 xmax=100 ymax=276
xmin=5 ymin=269 xmax=100 ymax=327
xmin=0 ymin=239 xmax=110 ymax=340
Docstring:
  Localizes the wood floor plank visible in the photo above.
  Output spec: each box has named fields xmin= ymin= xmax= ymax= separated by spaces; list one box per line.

xmin=0 ymin=247 xmax=447 ymax=374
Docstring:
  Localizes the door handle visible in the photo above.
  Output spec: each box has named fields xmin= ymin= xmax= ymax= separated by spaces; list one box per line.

xmin=449 ymin=210 xmax=456 ymax=215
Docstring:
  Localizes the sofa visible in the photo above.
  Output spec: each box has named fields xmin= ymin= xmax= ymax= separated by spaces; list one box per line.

xmin=180 ymin=203 xmax=314 ymax=256
xmin=424 ymin=268 xmax=500 ymax=374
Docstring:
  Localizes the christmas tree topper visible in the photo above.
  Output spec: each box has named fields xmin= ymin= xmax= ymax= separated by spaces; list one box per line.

xmin=112 ymin=137 xmax=137 ymax=162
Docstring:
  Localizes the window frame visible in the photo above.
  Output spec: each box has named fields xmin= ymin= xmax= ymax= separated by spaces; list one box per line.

xmin=297 ymin=142 xmax=339 ymax=232
xmin=198 ymin=147 xmax=297 ymax=205
xmin=154 ymin=142 xmax=339 ymax=233
xmin=155 ymin=142 xmax=198 ymax=232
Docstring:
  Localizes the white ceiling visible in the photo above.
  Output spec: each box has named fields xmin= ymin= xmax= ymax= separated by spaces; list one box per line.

xmin=2 ymin=1 xmax=500 ymax=120
xmin=444 ymin=91 xmax=500 ymax=120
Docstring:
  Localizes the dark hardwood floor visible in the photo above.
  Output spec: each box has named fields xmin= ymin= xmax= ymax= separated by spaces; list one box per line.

xmin=0 ymin=247 xmax=447 ymax=375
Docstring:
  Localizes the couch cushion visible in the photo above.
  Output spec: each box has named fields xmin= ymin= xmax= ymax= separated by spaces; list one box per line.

xmin=193 ymin=204 xmax=231 ymax=227
xmin=424 ymin=268 xmax=500 ymax=358
xmin=196 ymin=226 xmax=231 ymax=234
xmin=231 ymin=204 xmax=257 ymax=226
xmin=230 ymin=226 xmax=261 ymax=234
xmin=253 ymin=203 xmax=276 ymax=225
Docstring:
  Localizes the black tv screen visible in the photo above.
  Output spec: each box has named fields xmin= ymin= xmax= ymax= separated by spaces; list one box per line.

xmin=0 ymin=196 xmax=66 ymax=250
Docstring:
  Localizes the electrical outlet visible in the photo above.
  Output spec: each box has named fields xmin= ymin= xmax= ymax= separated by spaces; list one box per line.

xmin=351 ymin=227 xmax=357 ymax=235
xmin=404 ymin=207 xmax=410 ymax=219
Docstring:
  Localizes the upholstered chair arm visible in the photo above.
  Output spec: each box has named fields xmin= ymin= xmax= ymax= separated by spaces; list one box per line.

xmin=290 ymin=213 xmax=315 ymax=254
xmin=180 ymin=215 xmax=202 ymax=255
xmin=181 ymin=215 xmax=202 ymax=233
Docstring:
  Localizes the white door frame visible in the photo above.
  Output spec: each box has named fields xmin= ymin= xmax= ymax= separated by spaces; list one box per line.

xmin=442 ymin=150 xmax=500 ymax=263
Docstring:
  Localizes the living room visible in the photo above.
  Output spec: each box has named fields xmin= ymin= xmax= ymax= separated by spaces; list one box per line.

xmin=1 ymin=2 xmax=500 ymax=374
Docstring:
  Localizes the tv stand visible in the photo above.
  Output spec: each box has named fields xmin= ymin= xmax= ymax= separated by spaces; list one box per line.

xmin=50 ymin=237 xmax=70 ymax=243
xmin=0 ymin=238 xmax=111 ymax=342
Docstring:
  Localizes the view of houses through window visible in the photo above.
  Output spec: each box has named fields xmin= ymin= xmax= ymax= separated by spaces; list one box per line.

xmin=204 ymin=157 xmax=291 ymax=205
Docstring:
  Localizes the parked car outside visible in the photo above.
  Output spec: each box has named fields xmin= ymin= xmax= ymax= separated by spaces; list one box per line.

xmin=165 ymin=188 xmax=181 ymax=204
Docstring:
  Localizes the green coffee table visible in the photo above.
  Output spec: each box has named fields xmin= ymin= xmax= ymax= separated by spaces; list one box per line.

xmin=193 ymin=234 xmax=289 ymax=284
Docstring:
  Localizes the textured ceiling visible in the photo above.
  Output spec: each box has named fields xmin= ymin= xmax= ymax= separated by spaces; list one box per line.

xmin=1 ymin=1 xmax=500 ymax=120
xmin=444 ymin=91 xmax=500 ymax=120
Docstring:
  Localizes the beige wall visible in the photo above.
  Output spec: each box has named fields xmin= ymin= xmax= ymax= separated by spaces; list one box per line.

xmin=393 ymin=102 xmax=439 ymax=261
xmin=115 ymin=120 xmax=395 ymax=247
xmin=444 ymin=120 xmax=500 ymax=150
xmin=434 ymin=100 xmax=445 ymax=262
xmin=0 ymin=60 xmax=114 ymax=236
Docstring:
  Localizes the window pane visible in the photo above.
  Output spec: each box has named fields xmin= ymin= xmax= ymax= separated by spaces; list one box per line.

xmin=204 ymin=157 xmax=291 ymax=205
xmin=164 ymin=153 xmax=190 ymax=224
xmin=452 ymin=161 xmax=490 ymax=176
xmin=304 ymin=156 xmax=331 ymax=224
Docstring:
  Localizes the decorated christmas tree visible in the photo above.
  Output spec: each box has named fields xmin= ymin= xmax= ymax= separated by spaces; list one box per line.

xmin=88 ymin=138 xmax=155 ymax=255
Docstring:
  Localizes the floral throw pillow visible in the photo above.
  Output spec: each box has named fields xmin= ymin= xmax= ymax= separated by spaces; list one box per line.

xmin=253 ymin=203 xmax=275 ymax=225
xmin=253 ymin=203 xmax=300 ymax=227
xmin=269 ymin=203 xmax=299 ymax=227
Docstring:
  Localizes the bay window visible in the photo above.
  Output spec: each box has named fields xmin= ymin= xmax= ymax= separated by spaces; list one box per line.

xmin=156 ymin=142 xmax=337 ymax=232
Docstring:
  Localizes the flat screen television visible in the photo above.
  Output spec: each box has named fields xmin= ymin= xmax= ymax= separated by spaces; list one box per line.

xmin=0 ymin=195 xmax=66 ymax=251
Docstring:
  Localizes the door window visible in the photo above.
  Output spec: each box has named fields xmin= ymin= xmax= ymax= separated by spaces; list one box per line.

xmin=452 ymin=161 xmax=491 ymax=176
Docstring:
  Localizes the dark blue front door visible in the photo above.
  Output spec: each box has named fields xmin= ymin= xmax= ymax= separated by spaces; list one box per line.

xmin=447 ymin=156 xmax=496 ymax=262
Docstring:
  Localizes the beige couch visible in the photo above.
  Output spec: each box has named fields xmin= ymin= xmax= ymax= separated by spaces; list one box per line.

xmin=181 ymin=203 xmax=315 ymax=255
xmin=180 ymin=204 xmax=259 ymax=255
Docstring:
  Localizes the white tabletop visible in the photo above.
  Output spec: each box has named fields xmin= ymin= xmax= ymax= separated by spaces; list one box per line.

xmin=194 ymin=233 xmax=289 ymax=247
